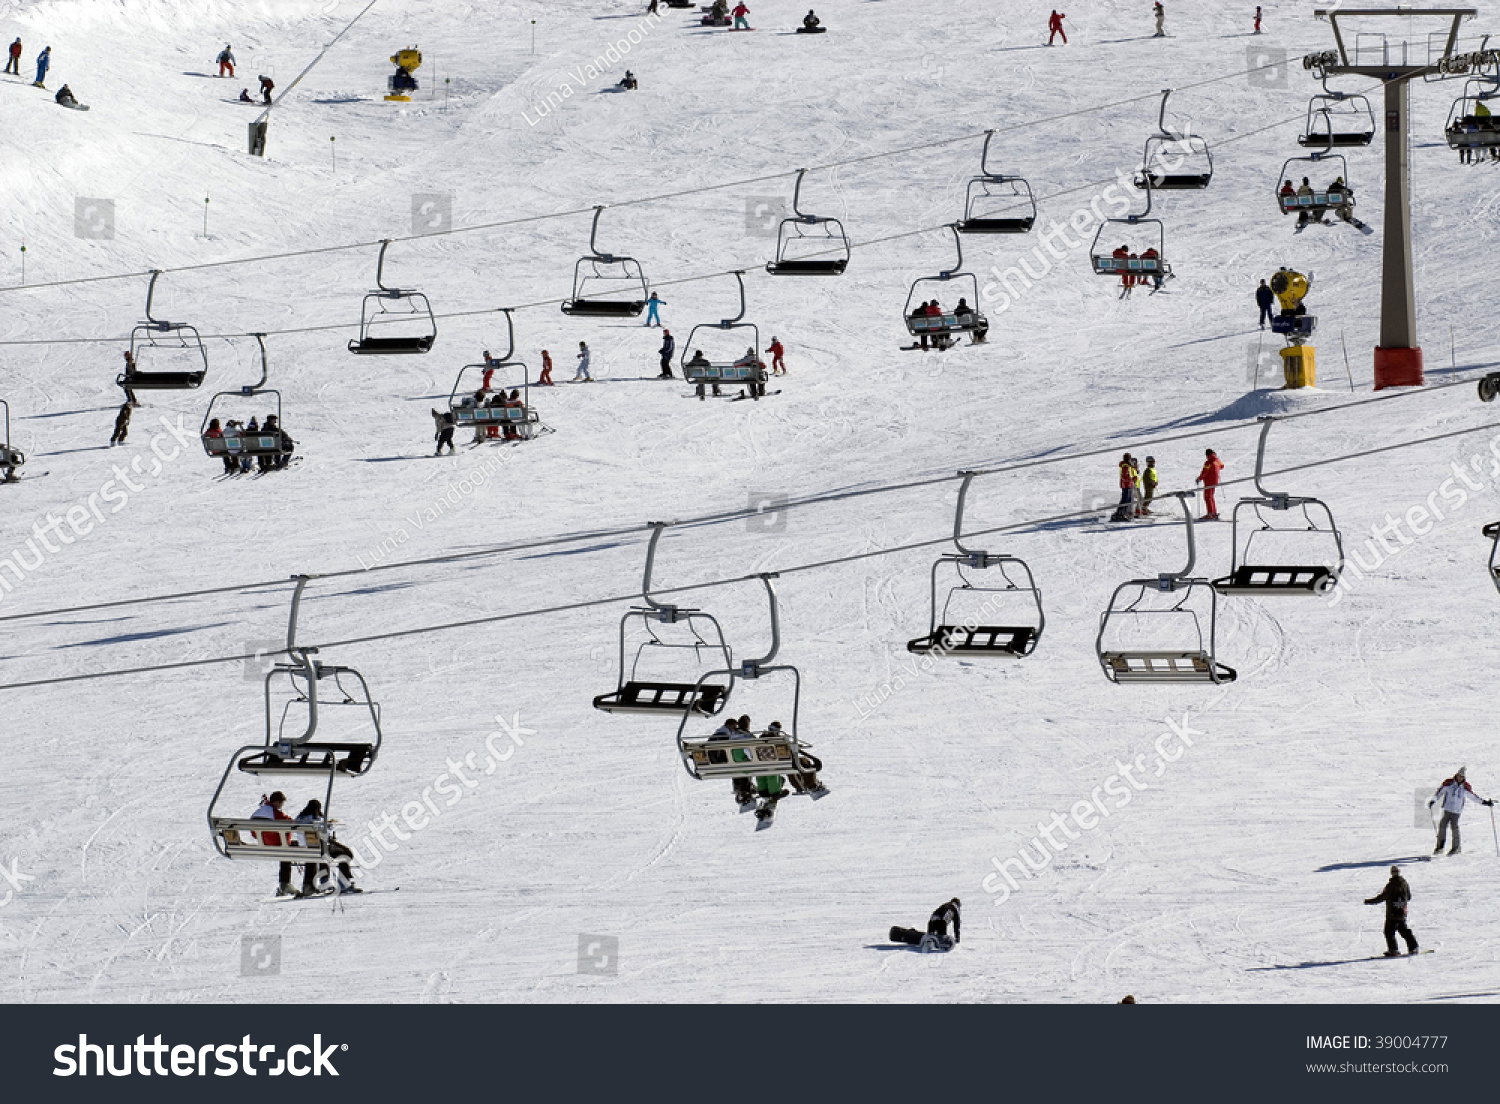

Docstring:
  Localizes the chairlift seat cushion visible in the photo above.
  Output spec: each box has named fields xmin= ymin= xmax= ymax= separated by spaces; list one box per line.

xmin=1138 ymin=174 xmax=1211 ymax=190
xmin=684 ymin=735 xmax=795 ymax=779
xmin=118 ymin=371 xmax=206 ymax=390
xmin=684 ymin=363 xmax=761 ymax=383
xmin=766 ymin=259 xmax=847 ymax=275
xmin=212 ymin=817 xmax=329 ymax=860
xmin=907 ymin=624 xmax=1036 ymax=656
xmin=1101 ymin=650 xmax=1236 ymax=684
xmin=593 ymin=680 xmax=728 ymax=714
xmin=203 ymin=434 xmax=290 ymax=457
xmin=1299 ymin=133 xmax=1372 ymax=147
xmin=238 ymin=742 xmax=375 ymax=776
xmin=957 ymin=217 xmax=1035 ymax=234
xmin=1092 ymin=257 xmax=1165 ymax=275
xmin=349 ymin=335 xmax=435 ymax=355
xmin=908 ymin=312 xmax=986 ymax=336
xmin=1484 ymin=522 xmax=1500 ymax=539
xmin=1212 ymin=565 xmax=1333 ymax=595
xmin=562 ymin=299 xmax=645 ymax=317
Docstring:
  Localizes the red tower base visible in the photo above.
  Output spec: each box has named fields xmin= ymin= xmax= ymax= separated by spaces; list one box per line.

xmin=1374 ymin=346 xmax=1424 ymax=390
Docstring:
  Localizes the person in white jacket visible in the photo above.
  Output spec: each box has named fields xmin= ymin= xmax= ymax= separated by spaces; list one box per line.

xmin=573 ymin=341 xmax=592 ymax=382
xmin=1429 ymin=767 xmax=1493 ymax=855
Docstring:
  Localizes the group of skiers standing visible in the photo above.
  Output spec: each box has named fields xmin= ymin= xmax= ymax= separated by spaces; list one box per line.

xmin=1109 ymin=448 xmax=1222 ymax=522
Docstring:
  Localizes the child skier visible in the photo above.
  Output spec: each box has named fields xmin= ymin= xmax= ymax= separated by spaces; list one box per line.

xmin=538 ymin=349 xmax=554 ymax=385
xmin=431 ymin=408 xmax=456 ymax=455
xmin=1196 ymin=448 xmax=1223 ymax=519
xmin=768 ymin=335 xmax=786 ymax=375
xmin=1140 ymin=456 xmax=1158 ymax=516
xmin=217 ymin=45 xmax=235 ymax=77
xmin=573 ymin=341 xmax=592 ymax=382
xmin=644 ymin=291 xmax=664 ymax=326
xmin=732 ymin=2 xmax=751 ymax=30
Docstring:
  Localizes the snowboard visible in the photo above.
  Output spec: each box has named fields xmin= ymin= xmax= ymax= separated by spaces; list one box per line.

xmin=730 ymin=389 xmax=781 ymax=401
xmin=263 ymin=886 xmax=398 ymax=903
xmin=58 ymin=101 xmax=89 ymax=110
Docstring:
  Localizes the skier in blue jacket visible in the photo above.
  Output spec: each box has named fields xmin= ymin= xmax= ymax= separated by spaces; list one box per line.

xmin=33 ymin=45 xmax=50 ymax=88
xmin=644 ymin=291 xmax=665 ymax=327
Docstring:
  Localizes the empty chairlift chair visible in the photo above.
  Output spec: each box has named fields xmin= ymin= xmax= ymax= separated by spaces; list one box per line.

xmin=765 ymin=169 xmax=851 ymax=275
xmin=676 ymin=574 xmax=822 ymax=807
xmin=1212 ymin=417 xmax=1344 ymax=597
xmin=348 ymin=240 xmax=437 ymax=355
xmin=561 ymin=206 xmax=650 ymax=317
xmin=680 ymin=271 xmax=768 ymax=399
xmin=1299 ymin=89 xmax=1375 ymax=147
xmin=903 ymin=225 xmax=989 ymax=349
xmin=119 ymin=270 xmax=209 ymax=392
xmin=207 ymin=576 xmax=383 ymax=865
xmin=1133 ymin=89 xmax=1213 ymax=191
xmin=0 ymin=400 xmax=24 ymax=484
xmin=906 ymin=470 xmax=1044 ymax=657
xmin=448 ymin=310 xmax=542 ymax=441
xmin=200 ymin=334 xmax=295 ymax=471
xmin=956 ymin=130 xmax=1037 ymax=235
xmin=1096 ymin=493 xmax=1237 ymax=685
xmin=593 ymin=522 xmax=735 ymax=716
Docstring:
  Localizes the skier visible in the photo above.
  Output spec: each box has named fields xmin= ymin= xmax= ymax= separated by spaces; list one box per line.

xmin=238 ymin=88 xmax=253 ymax=102
xmin=801 ymin=10 xmax=821 ymax=32
xmin=217 ymin=45 xmax=235 ymax=77
xmin=954 ymin=298 xmax=987 ymax=342
xmin=251 ymin=791 xmax=298 ymax=897
xmin=1254 ymin=6 xmax=1263 ymax=33
xmin=538 ymin=349 xmax=554 ymax=386
xmin=617 ymin=70 xmax=637 ymax=90
xmin=1048 ymin=10 xmax=1067 ymax=44
xmin=1140 ymin=456 xmax=1158 ymax=516
xmin=648 ymin=0 xmax=658 ymax=12
xmin=890 ymin=898 xmax=961 ymax=950
xmin=1364 ymin=866 xmax=1419 ymax=956
xmin=109 ymin=401 xmax=132 ymax=446
xmin=768 ymin=335 xmax=786 ymax=375
xmin=296 ymin=799 xmax=361 ymax=896
xmin=33 ymin=45 xmax=49 ymax=88
xmin=55 ymin=84 xmax=78 ymax=108
xmin=778 ymin=723 xmax=825 ymax=794
xmin=657 ymin=329 xmax=675 ymax=378
xmin=1139 ymin=247 xmax=1163 ymax=292
xmin=1109 ymin=453 xmax=1138 ymax=522
xmin=732 ymin=2 xmax=751 ymax=30
xmin=644 ymin=291 xmax=664 ymax=326
xmin=1256 ymin=279 xmax=1275 ymax=328
xmin=1152 ymin=2 xmax=1165 ymax=37
xmin=5 ymin=38 xmax=20 ymax=76
xmin=432 ymin=408 xmax=456 ymax=455
xmin=1428 ymin=767 xmax=1493 ymax=855
xmin=1196 ymin=448 xmax=1223 ymax=520
xmin=573 ymin=340 xmax=593 ymax=382
xmin=258 ymin=74 xmax=274 ymax=104
xmin=1112 ymin=244 xmax=1132 ymax=298
xmin=753 ymin=768 xmax=785 ymax=821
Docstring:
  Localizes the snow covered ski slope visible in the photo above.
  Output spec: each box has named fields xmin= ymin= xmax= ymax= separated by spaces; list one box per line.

xmin=2 ymin=0 xmax=1500 ymax=1004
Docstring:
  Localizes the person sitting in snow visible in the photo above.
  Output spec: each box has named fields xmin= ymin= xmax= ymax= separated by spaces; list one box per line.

xmin=54 ymin=83 xmax=77 ymax=107
xmin=802 ymin=9 xmax=821 ymax=30
xmin=239 ymin=88 xmax=253 ymax=102
xmin=618 ymin=70 xmax=637 ymax=90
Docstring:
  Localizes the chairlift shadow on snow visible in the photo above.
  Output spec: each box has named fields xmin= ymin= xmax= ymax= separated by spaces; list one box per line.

xmin=46 ymin=445 xmax=115 ymax=457
xmin=181 ymin=72 xmax=218 ymax=78
xmin=60 ymin=622 xmax=233 ymax=649
xmin=1247 ymin=956 xmax=1410 ymax=971
xmin=1315 ymin=856 xmax=1431 ymax=872
xmin=312 ymin=97 xmax=370 ymax=105
xmin=992 ymin=44 xmax=1052 ymax=52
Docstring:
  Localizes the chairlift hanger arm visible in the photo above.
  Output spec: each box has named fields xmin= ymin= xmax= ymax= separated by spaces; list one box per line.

xmin=952 ymin=471 xmax=987 ymax=562
xmin=249 ymin=333 xmax=269 ymax=391
xmin=941 ymin=224 xmax=964 ymax=278
xmin=1161 ymin=493 xmax=1197 ymax=586
xmin=587 ymin=205 xmax=616 ymax=263
xmin=740 ymin=573 xmax=781 ymax=675
xmin=722 ymin=271 xmax=748 ymax=326
xmin=640 ymin=522 xmax=677 ymax=615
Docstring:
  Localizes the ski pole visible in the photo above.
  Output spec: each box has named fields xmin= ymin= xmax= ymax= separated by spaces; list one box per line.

xmin=1490 ymin=804 xmax=1498 ymax=857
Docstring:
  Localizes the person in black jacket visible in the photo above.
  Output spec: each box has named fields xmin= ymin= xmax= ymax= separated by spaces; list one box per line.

xmin=1256 ymin=279 xmax=1275 ymax=328
xmin=1364 ymin=866 xmax=1418 ymax=957
xmin=890 ymin=898 xmax=961 ymax=949
xmin=432 ymin=408 xmax=456 ymax=454
xmin=658 ymin=329 xmax=675 ymax=378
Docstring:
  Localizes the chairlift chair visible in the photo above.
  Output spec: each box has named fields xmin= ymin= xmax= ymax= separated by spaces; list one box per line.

xmin=676 ymin=575 xmax=819 ymax=797
xmin=0 ymin=400 xmax=24 ymax=483
xmin=906 ymin=471 xmax=1044 ymax=656
xmin=207 ymin=576 xmax=382 ymax=862
xmin=348 ymin=240 xmax=437 ymax=355
xmin=902 ymin=225 xmax=988 ymax=349
xmin=1212 ymin=418 xmax=1344 ymax=596
xmin=765 ymin=169 xmax=851 ymax=275
xmin=1097 ymin=494 xmax=1238 ymax=684
xmin=1275 ymin=150 xmax=1356 ymax=222
xmin=1089 ymin=177 xmax=1170 ymax=280
xmin=119 ymin=270 xmax=208 ymax=391
xmin=1446 ymin=76 xmax=1500 ymax=150
xmin=561 ymin=206 xmax=649 ymax=317
xmin=448 ymin=310 xmax=541 ymax=441
xmin=1483 ymin=521 xmax=1500 ymax=594
xmin=200 ymin=335 xmax=295 ymax=469
xmin=956 ymin=131 xmax=1037 ymax=235
xmin=1479 ymin=372 xmax=1500 ymax=403
xmin=593 ymin=523 xmax=735 ymax=716
xmin=680 ymin=271 xmax=767 ymax=399
xmin=1299 ymin=93 xmax=1376 ymax=147
xmin=1133 ymin=89 xmax=1213 ymax=190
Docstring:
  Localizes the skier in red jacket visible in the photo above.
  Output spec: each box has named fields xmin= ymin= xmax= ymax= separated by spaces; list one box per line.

xmin=1048 ymin=11 xmax=1067 ymax=44
xmin=5 ymin=38 xmax=21 ymax=76
xmin=732 ymin=2 xmax=750 ymax=29
xmin=1196 ymin=448 xmax=1224 ymax=519
xmin=768 ymin=336 xmax=786 ymax=376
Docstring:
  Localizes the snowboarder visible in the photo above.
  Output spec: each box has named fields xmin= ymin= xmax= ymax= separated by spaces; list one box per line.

xmin=768 ymin=335 xmax=786 ymax=375
xmin=732 ymin=2 xmax=751 ymax=30
xmin=648 ymin=0 xmax=658 ymax=12
xmin=1140 ymin=456 xmax=1158 ymax=516
xmin=1048 ymin=10 xmax=1067 ymax=44
xmin=1428 ymin=767 xmax=1493 ymax=855
xmin=573 ymin=341 xmax=592 ymax=382
xmin=538 ymin=349 xmax=554 ymax=386
xmin=295 ymin=799 xmax=361 ymax=896
xmin=1153 ymin=2 xmax=1165 ymax=37
xmin=1139 ymin=247 xmax=1163 ymax=292
xmin=644 ymin=291 xmax=664 ymax=326
xmin=1196 ymin=448 xmax=1223 ymax=520
xmin=120 ymin=350 xmax=139 ymax=407
xmin=238 ymin=88 xmax=253 ymax=102
xmin=33 ymin=45 xmax=49 ymax=88
xmin=217 ymin=45 xmax=235 ymax=77
xmin=703 ymin=0 xmax=729 ymax=25
xmin=1256 ymin=279 xmax=1275 ymax=328
xmin=432 ymin=408 xmax=456 ymax=455
xmin=250 ymin=791 xmax=298 ymax=897
xmin=658 ymin=329 xmax=675 ymax=378
xmin=890 ymin=898 xmax=961 ymax=950
xmin=258 ymin=74 xmax=274 ymax=104
xmin=54 ymin=84 xmax=79 ymax=108
xmin=1364 ymin=866 xmax=1418 ymax=956
xmin=1254 ymin=6 xmax=1263 ymax=34
xmin=800 ymin=10 xmax=822 ymax=32
xmin=5 ymin=38 xmax=20 ymax=76
xmin=109 ymin=401 xmax=132 ymax=446
xmin=1109 ymin=453 xmax=1138 ymax=522
xmin=617 ymin=69 xmax=638 ymax=90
